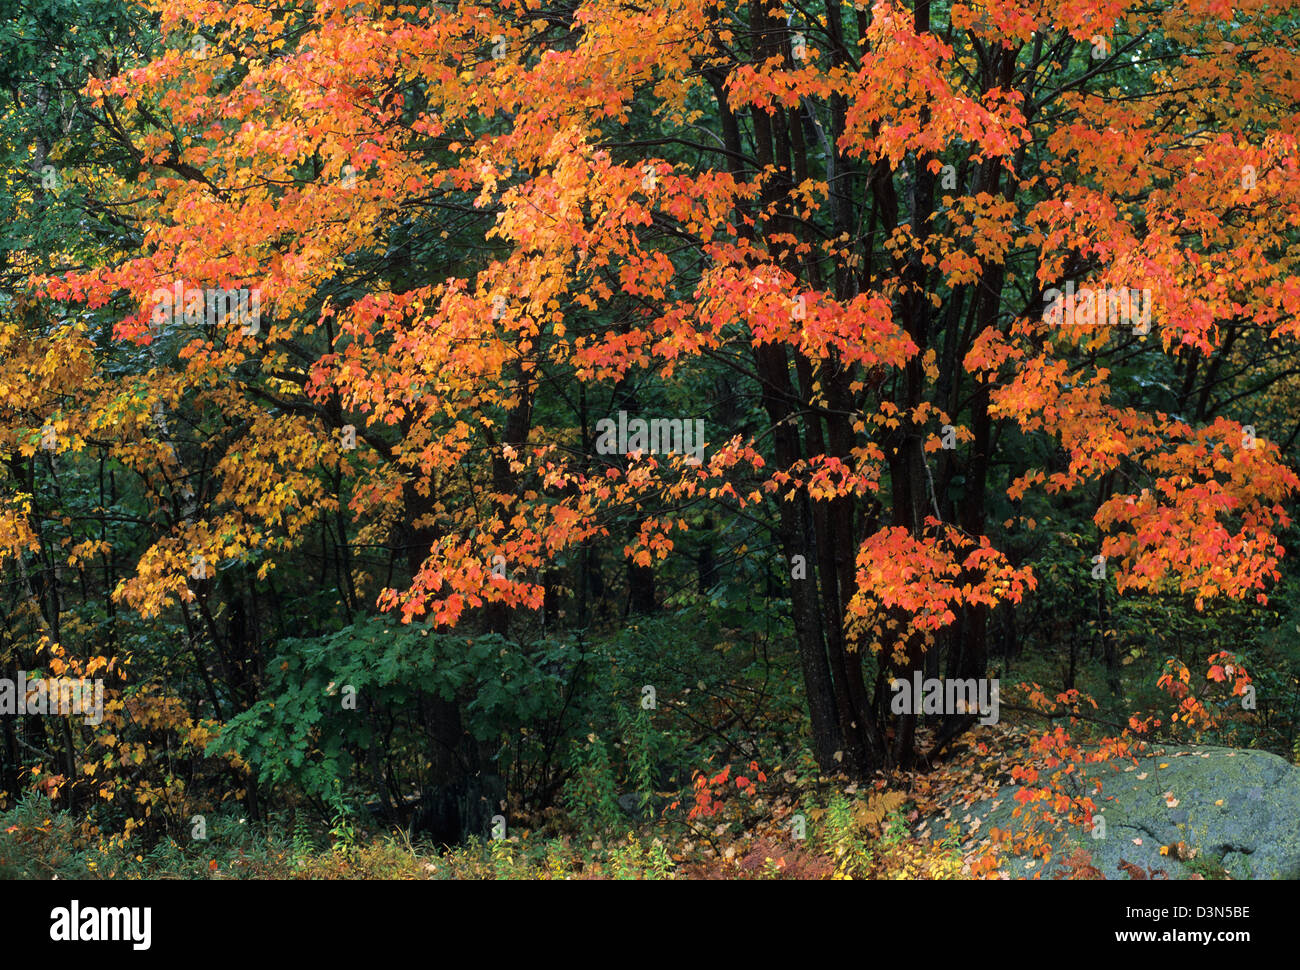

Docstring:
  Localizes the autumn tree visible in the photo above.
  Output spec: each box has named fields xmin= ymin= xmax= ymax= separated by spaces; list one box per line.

xmin=20 ymin=0 xmax=1300 ymax=803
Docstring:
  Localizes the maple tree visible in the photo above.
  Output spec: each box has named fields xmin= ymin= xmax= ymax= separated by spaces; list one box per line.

xmin=0 ymin=0 xmax=1298 ymax=863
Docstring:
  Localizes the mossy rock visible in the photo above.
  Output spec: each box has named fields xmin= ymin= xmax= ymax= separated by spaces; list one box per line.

xmin=953 ymin=745 xmax=1300 ymax=879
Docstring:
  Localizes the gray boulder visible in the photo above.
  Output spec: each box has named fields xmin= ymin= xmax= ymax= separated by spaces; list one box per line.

xmin=945 ymin=745 xmax=1300 ymax=879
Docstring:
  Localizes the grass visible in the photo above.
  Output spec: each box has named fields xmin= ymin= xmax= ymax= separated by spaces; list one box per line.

xmin=0 ymin=779 xmax=981 ymax=880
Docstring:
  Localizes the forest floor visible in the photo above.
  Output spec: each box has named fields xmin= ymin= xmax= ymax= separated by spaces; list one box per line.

xmin=2 ymin=720 xmax=1159 ymax=880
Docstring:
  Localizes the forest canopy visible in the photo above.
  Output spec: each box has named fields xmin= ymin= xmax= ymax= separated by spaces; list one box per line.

xmin=0 ymin=0 xmax=1298 ymax=880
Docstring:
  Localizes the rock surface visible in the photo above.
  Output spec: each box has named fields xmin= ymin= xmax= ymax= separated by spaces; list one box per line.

xmin=952 ymin=745 xmax=1300 ymax=879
